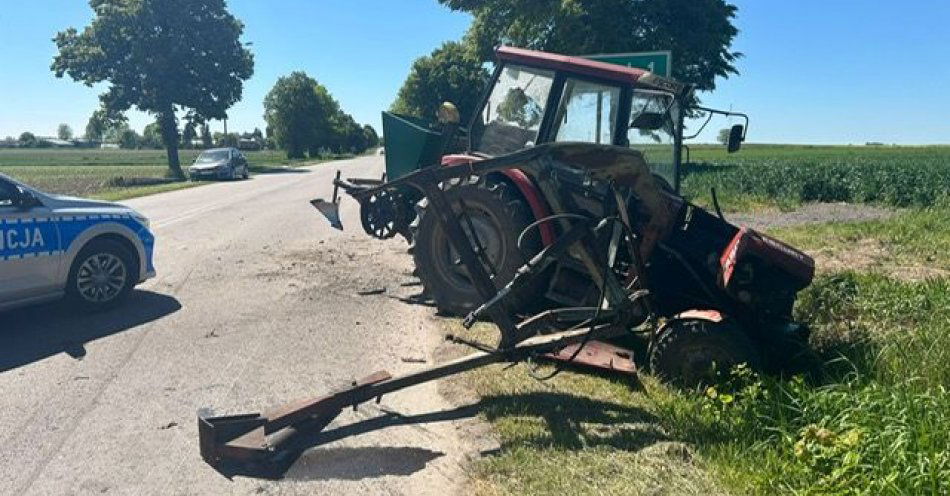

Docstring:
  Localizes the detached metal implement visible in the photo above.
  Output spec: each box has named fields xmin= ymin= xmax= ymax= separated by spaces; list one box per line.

xmin=198 ymin=326 xmax=628 ymax=475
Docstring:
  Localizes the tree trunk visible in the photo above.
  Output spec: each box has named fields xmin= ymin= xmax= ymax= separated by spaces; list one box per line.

xmin=159 ymin=110 xmax=184 ymax=180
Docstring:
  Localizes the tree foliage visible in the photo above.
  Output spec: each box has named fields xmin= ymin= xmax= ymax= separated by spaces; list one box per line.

xmin=52 ymin=0 xmax=254 ymax=177
xmin=264 ymin=72 xmax=328 ymax=159
xmin=18 ymin=132 xmax=37 ymax=147
xmin=84 ymin=108 xmax=126 ymax=141
xmin=57 ymin=124 xmax=73 ymax=141
xmin=439 ymin=0 xmax=741 ymax=92
xmin=391 ymin=41 xmax=489 ymax=124
xmin=117 ymin=128 xmax=141 ymax=149
xmin=181 ymin=121 xmax=198 ymax=148
xmin=363 ymin=125 xmax=380 ymax=149
xmin=264 ymin=72 xmax=373 ymax=159
xmin=142 ymin=122 xmax=164 ymax=149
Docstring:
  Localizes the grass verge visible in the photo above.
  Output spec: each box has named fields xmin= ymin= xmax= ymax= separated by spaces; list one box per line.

xmin=764 ymin=205 xmax=950 ymax=279
xmin=451 ymin=208 xmax=950 ymax=495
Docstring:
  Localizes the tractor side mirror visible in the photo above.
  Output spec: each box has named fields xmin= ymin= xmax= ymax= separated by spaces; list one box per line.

xmin=727 ymin=124 xmax=744 ymax=153
xmin=630 ymin=112 xmax=666 ymax=131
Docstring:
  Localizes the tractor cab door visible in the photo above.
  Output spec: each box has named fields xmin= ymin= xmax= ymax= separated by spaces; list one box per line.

xmin=549 ymin=78 xmax=623 ymax=145
xmin=626 ymin=91 xmax=679 ymax=189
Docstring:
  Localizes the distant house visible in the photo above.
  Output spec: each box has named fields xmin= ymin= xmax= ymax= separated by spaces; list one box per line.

xmin=74 ymin=139 xmax=101 ymax=148
xmin=44 ymin=138 xmax=75 ymax=148
xmin=238 ymin=137 xmax=262 ymax=151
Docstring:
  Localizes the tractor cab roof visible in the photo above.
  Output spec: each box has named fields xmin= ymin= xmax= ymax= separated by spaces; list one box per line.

xmin=495 ymin=46 xmax=688 ymax=95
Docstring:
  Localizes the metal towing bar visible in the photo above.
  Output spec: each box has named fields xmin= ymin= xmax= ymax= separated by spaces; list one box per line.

xmin=198 ymin=325 xmax=628 ymax=475
xmin=198 ymin=143 xmax=664 ymax=476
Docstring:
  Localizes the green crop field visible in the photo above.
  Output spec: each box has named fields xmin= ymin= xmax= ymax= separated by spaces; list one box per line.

xmin=680 ymin=144 xmax=950 ymax=211
xmin=0 ymin=148 xmax=326 ymax=200
xmin=445 ymin=144 xmax=950 ymax=495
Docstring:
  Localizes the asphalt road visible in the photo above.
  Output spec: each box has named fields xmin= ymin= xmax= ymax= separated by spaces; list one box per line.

xmin=0 ymin=156 xmax=477 ymax=495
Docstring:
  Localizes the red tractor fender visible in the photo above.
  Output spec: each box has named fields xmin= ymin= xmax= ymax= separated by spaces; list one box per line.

xmin=441 ymin=154 xmax=556 ymax=246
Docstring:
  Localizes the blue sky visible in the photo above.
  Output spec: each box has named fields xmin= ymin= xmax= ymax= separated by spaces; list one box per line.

xmin=1 ymin=0 xmax=948 ymax=144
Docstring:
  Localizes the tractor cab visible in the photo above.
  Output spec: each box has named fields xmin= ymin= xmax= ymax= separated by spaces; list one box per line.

xmin=468 ymin=46 xmax=691 ymax=190
xmin=377 ymin=46 xmax=746 ymax=192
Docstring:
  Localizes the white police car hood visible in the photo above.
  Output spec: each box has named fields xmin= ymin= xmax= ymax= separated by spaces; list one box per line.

xmin=39 ymin=191 xmax=147 ymax=221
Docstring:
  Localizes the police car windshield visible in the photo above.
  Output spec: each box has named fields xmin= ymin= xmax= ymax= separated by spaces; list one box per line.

xmin=196 ymin=150 xmax=229 ymax=163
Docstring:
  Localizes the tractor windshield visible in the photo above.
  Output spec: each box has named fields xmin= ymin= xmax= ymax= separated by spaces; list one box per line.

xmin=627 ymin=90 xmax=679 ymax=187
xmin=471 ymin=65 xmax=555 ymax=156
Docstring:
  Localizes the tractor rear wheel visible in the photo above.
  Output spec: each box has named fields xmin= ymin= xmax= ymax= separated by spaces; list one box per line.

xmin=411 ymin=176 xmax=543 ymax=316
xmin=650 ymin=319 xmax=760 ymax=388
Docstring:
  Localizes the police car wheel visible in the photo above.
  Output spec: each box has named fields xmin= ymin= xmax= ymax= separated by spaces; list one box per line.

xmin=66 ymin=239 xmax=135 ymax=311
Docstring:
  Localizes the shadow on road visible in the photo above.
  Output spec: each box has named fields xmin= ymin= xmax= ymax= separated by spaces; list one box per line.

xmin=214 ymin=392 xmax=661 ymax=481
xmin=0 ymin=290 xmax=181 ymax=372
xmin=286 ymin=446 xmax=444 ymax=481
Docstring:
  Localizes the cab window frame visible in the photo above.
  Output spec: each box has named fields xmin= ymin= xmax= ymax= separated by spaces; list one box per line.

xmin=549 ymin=77 xmax=626 ymax=145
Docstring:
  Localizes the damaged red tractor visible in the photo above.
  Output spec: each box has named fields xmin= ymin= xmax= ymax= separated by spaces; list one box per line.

xmin=198 ymin=47 xmax=815 ymax=475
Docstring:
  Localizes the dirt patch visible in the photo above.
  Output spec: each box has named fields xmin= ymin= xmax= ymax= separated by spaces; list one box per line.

xmin=728 ymin=202 xmax=896 ymax=230
xmin=807 ymin=238 xmax=949 ymax=281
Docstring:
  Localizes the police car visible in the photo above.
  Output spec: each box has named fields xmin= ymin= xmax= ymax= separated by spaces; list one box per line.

xmin=0 ymin=173 xmax=155 ymax=312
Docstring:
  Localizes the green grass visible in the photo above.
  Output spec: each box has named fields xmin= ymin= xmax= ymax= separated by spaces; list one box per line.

xmin=654 ymin=273 xmax=950 ymax=495
xmin=680 ymin=144 xmax=950 ymax=211
xmin=0 ymin=148 xmax=332 ymax=200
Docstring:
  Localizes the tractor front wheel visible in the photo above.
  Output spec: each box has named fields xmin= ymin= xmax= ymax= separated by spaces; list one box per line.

xmin=411 ymin=176 xmax=543 ymax=316
xmin=650 ymin=318 xmax=760 ymax=388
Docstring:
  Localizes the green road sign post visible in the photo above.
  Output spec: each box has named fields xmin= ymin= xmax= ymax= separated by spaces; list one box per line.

xmin=584 ymin=51 xmax=672 ymax=78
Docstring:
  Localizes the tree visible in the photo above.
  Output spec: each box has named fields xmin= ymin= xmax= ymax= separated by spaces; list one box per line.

xmin=264 ymin=72 xmax=335 ymax=159
xmin=142 ymin=122 xmax=164 ymax=149
xmin=57 ymin=123 xmax=73 ymax=140
xmin=439 ymin=0 xmax=740 ymax=93
xmin=118 ymin=128 xmax=140 ymax=149
xmin=52 ymin=0 xmax=254 ymax=178
xmin=200 ymin=124 xmax=213 ymax=148
xmin=717 ymin=128 xmax=731 ymax=145
xmin=84 ymin=108 xmax=125 ymax=141
xmin=390 ymin=41 xmax=489 ymax=124
xmin=181 ymin=122 xmax=197 ymax=148
xmin=18 ymin=132 xmax=37 ymax=147
xmin=85 ymin=113 xmax=105 ymax=141
xmin=363 ymin=125 xmax=380 ymax=149
xmin=214 ymin=132 xmax=239 ymax=148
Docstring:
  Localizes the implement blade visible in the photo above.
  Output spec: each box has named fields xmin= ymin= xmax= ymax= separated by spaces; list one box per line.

xmin=310 ymin=199 xmax=343 ymax=230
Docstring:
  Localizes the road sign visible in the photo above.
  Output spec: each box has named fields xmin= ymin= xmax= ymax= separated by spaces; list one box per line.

xmin=584 ymin=51 xmax=672 ymax=78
